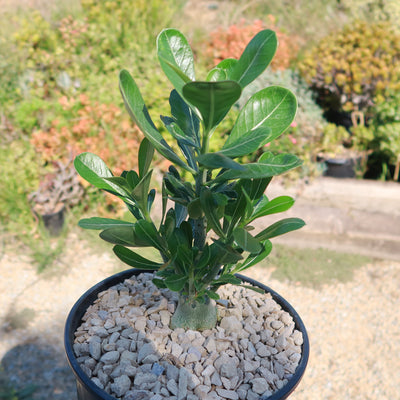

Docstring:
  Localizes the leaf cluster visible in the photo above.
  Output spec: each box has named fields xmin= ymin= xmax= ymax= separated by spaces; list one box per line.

xmin=75 ymin=29 xmax=305 ymax=302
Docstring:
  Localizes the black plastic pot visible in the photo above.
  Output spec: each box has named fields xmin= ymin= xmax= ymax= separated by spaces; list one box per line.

xmin=38 ymin=204 xmax=65 ymax=236
xmin=324 ymin=157 xmax=356 ymax=178
xmin=65 ymin=269 xmax=309 ymax=400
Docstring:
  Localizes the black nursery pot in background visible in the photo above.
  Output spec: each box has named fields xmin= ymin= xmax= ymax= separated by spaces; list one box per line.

xmin=41 ymin=206 xmax=65 ymax=236
xmin=65 ymin=269 xmax=310 ymax=400
xmin=324 ymin=157 xmax=356 ymax=178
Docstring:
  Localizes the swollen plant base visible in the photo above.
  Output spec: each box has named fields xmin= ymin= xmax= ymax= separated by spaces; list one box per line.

xmin=72 ymin=273 xmax=304 ymax=400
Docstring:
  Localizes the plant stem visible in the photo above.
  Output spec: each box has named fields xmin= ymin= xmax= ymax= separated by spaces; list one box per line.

xmin=171 ymin=296 xmax=217 ymax=331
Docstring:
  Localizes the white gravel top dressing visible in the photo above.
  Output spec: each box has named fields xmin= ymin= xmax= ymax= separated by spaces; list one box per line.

xmin=73 ymin=273 xmax=303 ymax=400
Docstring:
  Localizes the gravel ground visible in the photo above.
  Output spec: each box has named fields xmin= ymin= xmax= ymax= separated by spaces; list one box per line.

xmin=1 ymin=232 xmax=399 ymax=400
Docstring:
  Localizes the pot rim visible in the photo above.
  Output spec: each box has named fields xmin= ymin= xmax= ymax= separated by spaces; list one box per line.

xmin=65 ymin=268 xmax=309 ymax=400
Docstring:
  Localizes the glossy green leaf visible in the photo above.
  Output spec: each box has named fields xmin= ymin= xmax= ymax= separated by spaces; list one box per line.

xmin=247 ymin=177 xmax=272 ymax=200
xmin=206 ymin=68 xmax=227 ymax=82
xmin=233 ymin=227 xmax=262 ymax=253
xmin=100 ymin=226 xmax=136 ymax=246
xmin=78 ymin=217 xmax=134 ymax=230
xmin=187 ymin=198 xmax=203 ymax=219
xmin=215 ymin=58 xmax=238 ymax=80
xmin=182 ymin=81 xmax=242 ymax=132
xmin=230 ymin=29 xmax=277 ymax=88
xmin=125 ymin=170 xmax=140 ymax=190
xmin=220 ymin=127 xmax=272 ymax=158
xmin=197 ymin=153 xmax=245 ymax=171
xmin=103 ymin=176 xmax=131 ymax=194
xmin=157 ymin=29 xmax=195 ymax=95
xmin=233 ymin=240 xmax=273 ymax=273
xmin=205 ymin=290 xmax=220 ymax=300
xmin=131 ymin=169 xmax=153 ymax=210
xmin=255 ymin=218 xmax=305 ymax=241
xmin=200 ymin=188 xmax=225 ymax=238
xmin=134 ymin=219 xmax=166 ymax=252
xmin=113 ymin=245 xmax=163 ymax=269
xmin=161 ymin=116 xmax=198 ymax=148
xmin=169 ymin=90 xmax=200 ymax=147
xmin=224 ymin=187 xmax=248 ymax=231
xmin=216 ymin=153 xmax=302 ymax=181
xmin=74 ymin=153 xmax=126 ymax=196
xmin=138 ymin=138 xmax=154 ymax=178
xmin=210 ymin=241 xmax=242 ymax=266
xmin=164 ymin=274 xmax=188 ymax=292
xmin=214 ymin=274 xmax=242 ymax=285
xmin=228 ymin=86 xmax=297 ymax=147
xmin=250 ymin=195 xmax=294 ymax=221
xmin=119 ymin=69 xmax=192 ymax=172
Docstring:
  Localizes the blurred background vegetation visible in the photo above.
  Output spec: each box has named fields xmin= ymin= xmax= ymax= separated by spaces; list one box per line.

xmin=1 ymin=0 xmax=400 ymax=268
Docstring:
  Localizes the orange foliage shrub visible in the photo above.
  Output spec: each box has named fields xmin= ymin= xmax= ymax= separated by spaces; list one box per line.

xmin=207 ymin=17 xmax=298 ymax=71
xmin=31 ymin=94 xmax=142 ymax=176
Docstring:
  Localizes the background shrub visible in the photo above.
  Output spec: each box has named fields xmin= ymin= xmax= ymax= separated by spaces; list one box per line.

xmin=299 ymin=20 xmax=400 ymax=113
xmin=205 ymin=17 xmax=298 ymax=71
xmin=340 ymin=0 xmax=400 ymax=32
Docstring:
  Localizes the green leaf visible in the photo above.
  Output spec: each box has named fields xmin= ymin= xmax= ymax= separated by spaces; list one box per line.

xmin=131 ymin=169 xmax=153 ymax=210
xmin=113 ymin=245 xmax=163 ymax=269
xmin=161 ymin=116 xmax=198 ymax=148
xmin=210 ymin=241 xmax=243 ymax=266
xmin=182 ymin=81 xmax=242 ymax=132
xmin=164 ymin=274 xmax=188 ymax=292
xmin=215 ymin=58 xmax=238 ymax=80
xmin=247 ymin=177 xmax=272 ymax=200
xmin=134 ymin=219 xmax=166 ymax=252
xmin=250 ymin=195 xmax=295 ymax=221
xmin=138 ymin=138 xmax=154 ymax=178
xmin=119 ymin=69 xmax=192 ymax=172
xmin=216 ymin=153 xmax=302 ymax=181
xmin=157 ymin=28 xmax=195 ymax=96
xmin=228 ymin=86 xmax=297 ymax=147
xmin=214 ymin=274 xmax=242 ymax=285
xmin=125 ymin=170 xmax=140 ymax=190
xmin=169 ymin=90 xmax=200 ymax=147
xmin=233 ymin=227 xmax=262 ymax=253
xmin=233 ymin=240 xmax=272 ymax=273
xmin=99 ymin=226 xmax=136 ymax=246
xmin=200 ymin=188 xmax=226 ymax=238
xmin=230 ymin=29 xmax=277 ymax=88
xmin=206 ymin=67 xmax=227 ymax=82
xmin=224 ymin=187 xmax=249 ymax=230
xmin=197 ymin=153 xmax=245 ymax=171
xmin=100 ymin=226 xmax=151 ymax=247
xmin=187 ymin=198 xmax=203 ymax=219
xmin=255 ymin=217 xmax=305 ymax=241
xmin=205 ymin=290 xmax=220 ymax=300
xmin=74 ymin=153 xmax=126 ymax=196
xmin=220 ymin=127 xmax=272 ymax=158
xmin=78 ymin=217 xmax=134 ymax=230
xmin=103 ymin=176 xmax=131 ymax=194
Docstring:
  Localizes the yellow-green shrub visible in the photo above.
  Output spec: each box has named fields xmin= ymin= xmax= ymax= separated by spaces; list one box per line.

xmin=299 ymin=20 xmax=400 ymax=113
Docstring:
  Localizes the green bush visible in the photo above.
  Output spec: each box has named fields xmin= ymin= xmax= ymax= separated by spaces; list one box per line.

xmin=371 ymin=92 xmax=400 ymax=179
xmin=340 ymin=0 xmax=400 ymax=32
xmin=0 ymin=140 xmax=40 ymax=235
xmin=299 ymin=20 xmax=400 ymax=113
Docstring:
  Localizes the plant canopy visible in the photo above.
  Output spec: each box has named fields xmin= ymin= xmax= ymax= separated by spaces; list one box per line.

xmin=75 ymin=28 xmax=305 ymax=330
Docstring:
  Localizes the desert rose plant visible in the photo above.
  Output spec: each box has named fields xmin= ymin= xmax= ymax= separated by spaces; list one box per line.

xmin=74 ymin=28 xmax=305 ymax=330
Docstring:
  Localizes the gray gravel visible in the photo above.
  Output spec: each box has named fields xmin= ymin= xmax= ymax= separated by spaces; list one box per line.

xmin=1 ymin=177 xmax=400 ymax=399
xmin=1 ymin=233 xmax=400 ymax=399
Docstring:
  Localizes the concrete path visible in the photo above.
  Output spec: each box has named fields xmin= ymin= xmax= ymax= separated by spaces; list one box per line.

xmin=265 ymin=177 xmax=400 ymax=261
